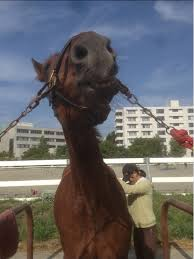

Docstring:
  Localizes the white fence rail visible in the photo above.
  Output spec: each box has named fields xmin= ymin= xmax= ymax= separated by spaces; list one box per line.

xmin=0 ymin=157 xmax=193 ymax=188
xmin=0 ymin=157 xmax=193 ymax=168
xmin=0 ymin=177 xmax=193 ymax=188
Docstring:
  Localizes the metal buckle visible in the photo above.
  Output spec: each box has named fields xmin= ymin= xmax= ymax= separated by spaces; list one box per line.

xmin=48 ymin=70 xmax=57 ymax=89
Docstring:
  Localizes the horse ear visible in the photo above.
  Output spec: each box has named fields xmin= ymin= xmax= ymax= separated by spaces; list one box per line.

xmin=31 ymin=58 xmax=45 ymax=82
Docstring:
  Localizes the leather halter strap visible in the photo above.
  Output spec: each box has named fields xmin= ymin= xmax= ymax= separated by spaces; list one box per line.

xmin=48 ymin=35 xmax=88 ymax=111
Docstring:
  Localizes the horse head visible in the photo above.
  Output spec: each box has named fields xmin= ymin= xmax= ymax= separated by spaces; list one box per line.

xmin=32 ymin=31 xmax=119 ymax=126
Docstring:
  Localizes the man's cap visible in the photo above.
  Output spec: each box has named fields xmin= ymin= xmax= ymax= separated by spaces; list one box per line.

xmin=122 ymin=163 xmax=139 ymax=175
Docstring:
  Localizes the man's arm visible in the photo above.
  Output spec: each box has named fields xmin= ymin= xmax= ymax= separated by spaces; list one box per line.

xmin=118 ymin=178 xmax=151 ymax=195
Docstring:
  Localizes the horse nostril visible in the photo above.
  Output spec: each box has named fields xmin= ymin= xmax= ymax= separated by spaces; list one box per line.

xmin=74 ymin=45 xmax=88 ymax=60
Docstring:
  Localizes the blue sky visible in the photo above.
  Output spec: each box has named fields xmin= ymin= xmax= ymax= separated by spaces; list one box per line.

xmin=0 ymin=1 xmax=192 ymax=136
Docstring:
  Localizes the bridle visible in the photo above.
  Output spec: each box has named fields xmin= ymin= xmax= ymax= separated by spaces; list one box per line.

xmin=46 ymin=35 xmax=88 ymax=111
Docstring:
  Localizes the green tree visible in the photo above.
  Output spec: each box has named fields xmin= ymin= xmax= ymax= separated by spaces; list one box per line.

xmin=22 ymin=136 xmax=51 ymax=160
xmin=169 ymin=139 xmax=186 ymax=157
xmin=106 ymin=131 xmax=116 ymax=144
xmin=127 ymin=136 xmax=166 ymax=158
xmin=99 ymin=131 xmax=129 ymax=158
xmin=0 ymin=151 xmax=11 ymax=161
xmin=55 ymin=145 xmax=69 ymax=159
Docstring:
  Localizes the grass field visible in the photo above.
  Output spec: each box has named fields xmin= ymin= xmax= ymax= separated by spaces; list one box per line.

xmin=0 ymin=192 xmax=193 ymax=242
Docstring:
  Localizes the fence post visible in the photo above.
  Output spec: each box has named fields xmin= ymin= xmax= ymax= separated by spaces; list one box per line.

xmin=145 ymin=157 xmax=151 ymax=180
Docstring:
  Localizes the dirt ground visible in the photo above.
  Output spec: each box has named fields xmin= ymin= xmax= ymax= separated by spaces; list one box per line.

xmin=15 ymin=239 xmax=193 ymax=259
xmin=18 ymin=238 xmax=193 ymax=251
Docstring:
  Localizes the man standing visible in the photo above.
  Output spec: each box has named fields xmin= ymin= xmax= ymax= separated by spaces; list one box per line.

xmin=119 ymin=163 xmax=156 ymax=259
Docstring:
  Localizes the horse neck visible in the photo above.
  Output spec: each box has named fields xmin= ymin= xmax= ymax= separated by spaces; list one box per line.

xmin=57 ymin=108 xmax=105 ymax=181
xmin=57 ymin=109 xmax=127 ymax=221
xmin=64 ymin=121 xmax=103 ymax=173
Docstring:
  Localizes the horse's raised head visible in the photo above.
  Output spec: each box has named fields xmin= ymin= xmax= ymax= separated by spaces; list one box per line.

xmin=32 ymin=31 xmax=119 ymax=125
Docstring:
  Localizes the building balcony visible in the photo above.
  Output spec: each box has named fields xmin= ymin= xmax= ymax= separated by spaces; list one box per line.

xmin=115 ymin=114 xmax=123 ymax=119
xmin=115 ymin=123 xmax=123 ymax=127
xmin=115 ymin=136 xmax=124 ymax=140
xmin=115 ymin=129 xmax=123 ymax=133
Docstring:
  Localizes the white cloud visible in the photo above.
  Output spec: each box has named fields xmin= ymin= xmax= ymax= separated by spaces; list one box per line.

xmin=0 ymin=2 xmax=76 ymax=35
xmin=143 ymin=63 xmax=192 ymax=92
xmin=70 ymin=2 xmax=151 ymax=42
xmin=154 ymin=1 xmax=193 ymax=24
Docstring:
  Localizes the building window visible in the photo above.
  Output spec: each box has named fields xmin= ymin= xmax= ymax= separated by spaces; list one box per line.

xmin=30 ymin=137 xmax=40 ymax=141
xmin=116 ymin=140 xmax=123 ymax=145
xmin=188 ymin=116 xmax=194 ymax=120
xmin=128 ymin=131 xmax=137 ymax=136
xmin=156 ymin=109 xmax=164 ymax=113
xmin=128 ymin=117 xmax=136 ymax=122
xmin=128 ymin=124 xmax=137 ymax=129
xmin=127 ymin=110 xmax=136 ymax=114
xmin=171 ymin=109 xmax=179 ymax=112
xmin=56 ymin=139 xmax=64 ymax=142
xmin=189 ymin=123 xmax=194 ymax=127
xmin=189 ymin=130 xmax=193 ymax=134
xmin=157 ymin=123 xmax=164 ymax=128
xmin=142 ymin=124 xmax=151 ymax=128
xmin=30 ymin=130 xmax=42 ymax=134
xmin=157 ymin=130 xmax=165 ymax=135
xmin=17 ymin=144 xmax=30 ymax=148
xmin=49 ymin=145 xmax=56 ymax=148
xmin=16 ymin=136 xmax=29 ymax=141
xmin=170 ymin=116 xmax=180 ymax=119
xmin=44 ymin=130 xmax=54 ymax=135
xmin=142 ymin=117 xmax=150 ymax=122
xmin=115 ymin=119 xmax=122 ymax=123
xmin=157 ymin=116 xmax=164 ymax=120
xmin=56 ymin=132 xmax=63 ymax=136
xmin=116 ymin=126 xmax=123 ymax=130
xmin=45 ymin=138 xmax=55 ymax=142
xmin=143 ymin=131 xmax=151 ymax=136
xmin=171 ymin=123 xmax=180 ymax=126
xmin=188 ymin=108 xmax=194 ymax=113
xmin=116 ymin=133 xmax=123 ymax=137
xmin=17 ymin=128 xmax=29 ymax=134
xmin=116 ymin=111 xmax=122 ymax=116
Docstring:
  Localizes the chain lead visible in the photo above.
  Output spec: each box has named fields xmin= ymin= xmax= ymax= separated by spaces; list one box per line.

xmin=0 ymin=72 xmax=56 ymax=141
xmin=0 ymin=78 xmax=175 ymax=141
xmin=120 ymin=86 xmax=173 ymax=135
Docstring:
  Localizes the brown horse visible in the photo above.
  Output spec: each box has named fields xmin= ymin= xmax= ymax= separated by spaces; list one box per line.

xmin=32 ymin=31 xmax=132 ymax=259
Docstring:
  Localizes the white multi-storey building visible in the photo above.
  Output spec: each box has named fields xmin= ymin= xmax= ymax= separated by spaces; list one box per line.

xmin=0 ymin=122 xmax=65 ymax=158
xmin=115 ymin=100 xmax=193 ymax=156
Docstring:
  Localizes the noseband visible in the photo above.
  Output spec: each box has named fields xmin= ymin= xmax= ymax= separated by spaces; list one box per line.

xmin=47 ymin=35 xmax=88 ymax=111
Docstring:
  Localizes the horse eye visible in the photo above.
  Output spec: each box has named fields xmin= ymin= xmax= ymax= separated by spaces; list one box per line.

xmin=74 ymin=45 xmax=88 ymax=60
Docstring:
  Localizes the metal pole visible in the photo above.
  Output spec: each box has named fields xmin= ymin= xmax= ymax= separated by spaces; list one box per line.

xmin=13 ymin=204 xmax=33 ymax=259
xmin=145 ymin=157 xmax=151 ymax=180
